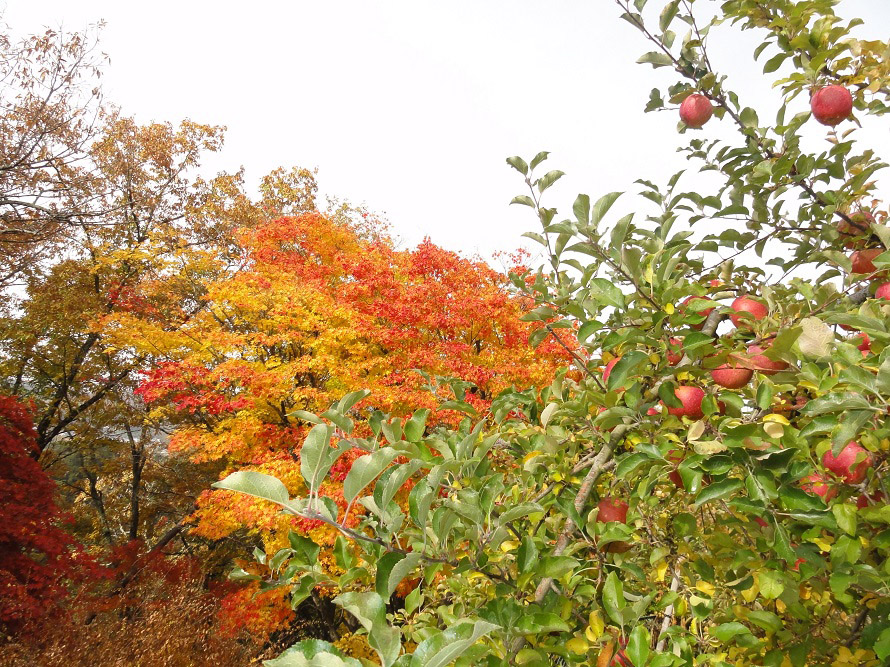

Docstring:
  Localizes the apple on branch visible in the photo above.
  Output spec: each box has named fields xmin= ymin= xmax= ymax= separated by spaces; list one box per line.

xmin=810 ymin=84 xmax=853 ymax=126
xmin=665 ymin=386 xmax=705 ymax=419
xmin=747 ymin=343 xmax=790 ymax=375
xmin=800 ymin=472 xmax=838 ymax=502
xmin=730 ymin=295 xmax=768 ymax=328
xmin=679 ymin=93 xmax=714 ymax=129
xmin=596 ymin=498 xmax=631 ymax=553
xmin=711 ymin=359 xmax=754 ymax=389
xmin=822 ymin=441 xmax=873 ymax=484
xmin=680 ymin=295 xmax=715 ymax=330
xmin=850 ymin=248 xmax=883 ymax=275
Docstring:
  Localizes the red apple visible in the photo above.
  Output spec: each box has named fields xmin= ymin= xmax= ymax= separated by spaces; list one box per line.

xmin=666 ymin=337 xmax=683 ymax=365
xmin=730 ymin=296 xmax=768 ymax=327
xmin=680 ymin=296 xmax=715 ymax=330
xmin=646 ymin=406 xmax=660 ymax=416
xmin=876 ymin=283 xmax=890 ymax=300
xmin=838 ymin=211 xmax=874 ymax=241
xmin=711 ymin=362 xmax=754 ymax=389
xmin=597 ymin=498 xmax=629 ymax=523
xmin=680 ymin=93 xmax=714 ymax=128
xmin=850 ymin=248 xmax=883 ymax=275
xmin=800 ymin=472 xmax=837 ymax=502
xmin=665 ymin=448 xmax=685 ymax=488
xmin=754 ymin=517 xmax=769 ymax=528
xmin=856 ymin=490 xmax=886 ymax=508
xmin=666 ymin=386 xmax=705 ymax=419
xmin=603 ymin=357 xmax=620 ymax=385
xmin=810 ymin=85 xmax=853 ymax=126
xmin=822 ymin=441 xmax=873 ymax=484
xmin=746 ymin=344 xmax=790 ymax=375
xmin=597 ymin=499 xmax=631 ymax=553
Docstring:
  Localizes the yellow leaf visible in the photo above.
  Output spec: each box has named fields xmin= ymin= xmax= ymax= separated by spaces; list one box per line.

xmin=741 ymin=583 xmax=759 ymax=603
xmin=776 ymin=598 xmax=786 ymax=613
xmin=523 ymin=451 xmax=542 ymax=464
xmin=687 ymin=420 xmax=706 ymax=441
xmin=655 ymin=561 xmax=668 ymax=582
xmin=812 ymin=537 xmax=834 ymax=552
xmin=695 ymin=580 xmax=716 ymax=596
xmin=500 ymin=540 xmax=519 ymax=553
xmin=665 ymin=303 xmax=675 ymax=314
xmin=763 ymin=413 xmax=790 ymax=424
xmin=585 ymin=610 xmax=604 ymax=642
xmin=566 ymin=637 xmax=588 ymax=655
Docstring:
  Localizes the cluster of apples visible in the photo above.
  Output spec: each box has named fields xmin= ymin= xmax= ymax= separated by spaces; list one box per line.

xmin=663 ymin=294 xmax=786 ymax=419
xmin=800 ymin=441 xmax=879 ymax=507
xmin=837 ymin=205 xmax=890 ymax=351
xmin=601 ymin=291 xmax=789 ymax=419
xmin=678 ymin=83 xmax=853 ymax=129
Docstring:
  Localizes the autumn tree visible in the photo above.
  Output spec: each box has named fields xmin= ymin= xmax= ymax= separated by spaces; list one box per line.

xmin=0 ymin=394 xmax=88 ymax=632
xmin=0 ymin=23 xmax=106 ymax=284
xmin=219 ymin=1 xmax=890 ymax=665
xmin=130 ymin=210 xmax=573 ymax=570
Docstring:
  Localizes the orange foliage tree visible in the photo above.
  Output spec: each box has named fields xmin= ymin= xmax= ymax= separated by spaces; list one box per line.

xmin=130 ymin=211 xmax=574 ymax=559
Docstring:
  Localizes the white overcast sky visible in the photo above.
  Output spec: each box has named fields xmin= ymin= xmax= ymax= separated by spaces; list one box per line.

xmin=5 ymin=1 xmax=890 ymax=262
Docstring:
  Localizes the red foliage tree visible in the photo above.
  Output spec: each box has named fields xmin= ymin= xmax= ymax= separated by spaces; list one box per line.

xmin=0 ymin=395 xmax=85 ymax=631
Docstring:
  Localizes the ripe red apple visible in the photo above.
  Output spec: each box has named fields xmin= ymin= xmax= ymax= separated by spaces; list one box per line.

xmin=856 ymin=490 xmax=886 ymax=508
xmin=822 ymin=441 xmax=873 ymax=484
xmin=800 ymin=472 xmax=837 ymax=502
xmin=850 ymin=248 xmax=883 ymax=274
xmin=754 ymin=517 xmax=769 ymax=528
xmin=747 ymin=344 xmax=790 ymax=375
xmin=711 ymin=362 xmax=754 ymax=389
xmin=876 ymin=283 xmax=890 ymax=300
xmin=810 ymin=85 xmax=853 ymax=126
xmin=679 ymin=93 xmax=714 ymax=128
xmin=597 ymin=499 xmax=631 ymax=553
xmin=666 ymin=337 xmax=683 ymax=365
xmin=680 ymin=296 xmax=715 ymax=330
xmin=666 ymin=385 xmax=705 ymax=419
xmin=730 ymin=296 xmax=768 ymax=327
xmin=603 ymin=357 xmax=620 ymax=385
xmin=597 ymin=498 xmax=629 ymax=523
xmin=665 ymin=448 xmax=685 ymax=488
xmin=646 ymin=406 xmax=660 ymax=416
xmin=838 ymin=210 xmax=874 ymax=241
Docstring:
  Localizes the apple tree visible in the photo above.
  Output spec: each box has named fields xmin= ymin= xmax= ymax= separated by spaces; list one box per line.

xmin=217 ymin=0 xmax=890 ymax=664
